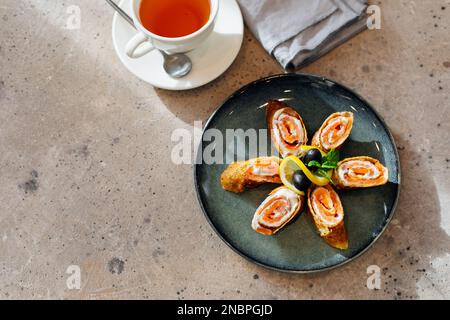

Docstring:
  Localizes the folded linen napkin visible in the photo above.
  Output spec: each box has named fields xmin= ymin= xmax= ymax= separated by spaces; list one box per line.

xmin=237 ymin=0 xmax=368 ymax=70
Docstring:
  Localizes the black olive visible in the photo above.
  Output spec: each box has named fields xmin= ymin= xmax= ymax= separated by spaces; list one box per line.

xmin=292 ymin=170 xmax=311 ymax=191
xmin=304 ymin=149 xmax=322 ymax=167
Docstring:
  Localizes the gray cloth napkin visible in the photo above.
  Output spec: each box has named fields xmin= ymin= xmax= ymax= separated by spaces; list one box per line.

xmin=237 ymin=0 xmax=368 ymax=70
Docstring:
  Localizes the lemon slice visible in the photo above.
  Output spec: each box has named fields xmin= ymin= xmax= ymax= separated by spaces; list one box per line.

xmin=279 ymin=157 xmax=306 ymax=196
xmin=279 ymin=156 xmax=330 ymax=192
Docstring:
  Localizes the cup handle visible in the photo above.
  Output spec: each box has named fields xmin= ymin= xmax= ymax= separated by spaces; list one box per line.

xmin=125 ymin=32 xmax=155 ymax=59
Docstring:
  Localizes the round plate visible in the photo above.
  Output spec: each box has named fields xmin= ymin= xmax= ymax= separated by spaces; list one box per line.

xmin=112 ymin=0 xmax=243 ymax=90
xmin=194 ymin=74 xmax=401 ymax=273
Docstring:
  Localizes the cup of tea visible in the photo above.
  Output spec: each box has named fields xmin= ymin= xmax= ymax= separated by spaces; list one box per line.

xmin=126 ymin=0 xmax=219 ymax=58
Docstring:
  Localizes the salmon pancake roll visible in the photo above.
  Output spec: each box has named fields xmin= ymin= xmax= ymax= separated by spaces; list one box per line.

xmin=267 ymin=100 xmax=308 ymax=158
xmin=333 ymin=156 xmax=389 ymax=189
xmin=307 ymin=185 xmax=348 ymax=250
xmin=311 ymin=112 xmax=354 ymax=152
xmin=220 ymin=156 xmax=282 ymax=193
xmin=252 ymin=186 xmax=304 ymax=236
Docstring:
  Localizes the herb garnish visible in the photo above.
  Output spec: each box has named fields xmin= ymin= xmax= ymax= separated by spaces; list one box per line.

xmin=308 ymin=149 xmax=340 ymax=184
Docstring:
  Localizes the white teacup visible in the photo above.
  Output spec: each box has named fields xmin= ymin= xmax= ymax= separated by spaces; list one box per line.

xmin=126 ymin=0 xmax=219 ymax=58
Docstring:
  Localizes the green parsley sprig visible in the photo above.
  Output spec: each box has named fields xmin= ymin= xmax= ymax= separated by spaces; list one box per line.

xmin=308 ymin=149 xmax=340 ymax=184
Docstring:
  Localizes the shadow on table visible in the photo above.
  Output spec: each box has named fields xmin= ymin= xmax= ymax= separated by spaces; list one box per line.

xmin=154 ymin=30 xmax=283 ymax=125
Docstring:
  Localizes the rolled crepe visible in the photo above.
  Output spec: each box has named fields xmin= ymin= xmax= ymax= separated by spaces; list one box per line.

xmin=267 ymin=100 xmax=308 ymax=158
xmin=312 ymin=112 xmax=354 ymax=152
xmin=308 ymin=185 xmax=348 ymax=250
xmin=220 ymin=156 xmax=282 ymax=193
xmin=252 ymin=186 xmax=304 ymax=236
xmin=333 ymin=156 xmax=389 ymax=189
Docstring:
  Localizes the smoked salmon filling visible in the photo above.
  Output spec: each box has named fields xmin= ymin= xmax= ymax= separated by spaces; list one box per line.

xmin=307 ymin=185 xmax=348 ymax=250
xmin=333 ymin=156 xmax=388 ymax=189
xmin=252 ymin=186 xmax=303 ymax=236
xmin=312 ymin=112 xmax=354 ymax=152
xmin=267 ymin=100 xmax=308 ymax=158
xmin=220 ymin=156 xmax=282 ymax=193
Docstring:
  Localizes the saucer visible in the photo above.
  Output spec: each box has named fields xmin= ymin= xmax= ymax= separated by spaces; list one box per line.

xmin=112 ymin=0 xmax=244 ymax=90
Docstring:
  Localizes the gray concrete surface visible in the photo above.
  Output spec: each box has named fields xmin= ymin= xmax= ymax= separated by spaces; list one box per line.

xmin=0 ymin=0 xmax=449 ymax=299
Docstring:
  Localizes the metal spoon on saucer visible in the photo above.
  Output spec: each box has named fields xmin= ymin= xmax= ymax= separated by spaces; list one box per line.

xmin=106 ymin=0 xmax=192 ymax=78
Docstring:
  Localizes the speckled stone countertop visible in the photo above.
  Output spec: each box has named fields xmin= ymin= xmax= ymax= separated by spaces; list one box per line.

xmin=0 ymin=0 xmax=449 ymax=299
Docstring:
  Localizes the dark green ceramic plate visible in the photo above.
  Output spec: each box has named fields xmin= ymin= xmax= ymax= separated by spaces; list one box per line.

xmin=194 ymin=74 xmax=401 ymax=273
